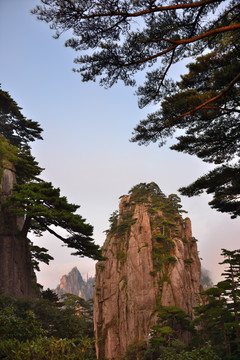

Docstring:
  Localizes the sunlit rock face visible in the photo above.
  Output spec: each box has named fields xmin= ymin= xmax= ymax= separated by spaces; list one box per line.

xmin=0 ymin=163 xmax=36 ymax=298
xmin=94 ymin=183 xmax=202 ymax=360
xmin=55 ymin=267 xmax=95 ymax=300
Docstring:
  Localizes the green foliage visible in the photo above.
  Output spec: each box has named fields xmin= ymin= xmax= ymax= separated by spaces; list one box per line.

xmin=150 ymin=325 xmax=173 ymax=347
xmin=179 ymin=164 xmax=240 ymax=219
xmin=148 ymin=207 xmax=158 ymax=215
xmin=0 ymin=291 xmax=94 ymax=341
xmin=167 ymin=256 xmax=177 ymax=264
xmin=106 ymin=210 xmax=119 ymax=234
xmin=0 ymin=292 xmax=97 ymax=359
xmin=167 ymin=194 xmax=187 ymax=214
xmin=0 ymin=86 xmax=43 ymax=150
xmin=151 ymin=232 xmax=176 ymax=273
xmin=184 ymin=258 xmax=194 ymax=264
xmin=117 ymin=249 xmax=127 ymax=268
xmin=219 ymin=249 xmax=240 ymax=309
xmin=193 ymin=248 xmax=240 ymax=359
xmin=153 ymin=306 xmax=192 ymax=344
xmin=106 ymin=207 xmax=136 ymax=238
xmin=0 ymin=87 xmax=43 ymax=183
xmin=128 ymin=184 xmax=184 ymax=226
xmin=14 ymin=149 xmax=43 ymax=184
xmin=0 ymin=336 xmax=96 ymax=360
xmin=157 ymin=343 xmax=221 ymax=360
xmin=41 ymin=288 xmax=60 ymax=303
xmin=162 ymin=44 xmax=240 ymax=218
xmin=32 ymin=293 xmax=94 ymax=339
xmin=107 ymin=183 xmax=188 ymax=279
xmin=116 ymin=215 xmax=137 ymax=237
xmin=139 ymin=306 xmax=193 ymax=359
xmin=32 ymin=1 xmax=238 ymax=95
xmin=120 ymin=275 xmax=127 ymax=291
xmin=123 ymin=339 xmax=148 ymax=360
xmin=32 ymin=0 xmax=240 ymax=216
xmin=128 ymin=182 xmax=166 ymax=204
xmin=97 ymin=263 xmax=105 ymax=271
xmin=0 ymin=135 xmax=19 ymax=178
xmin=0 ymin=306 xmax=47 ymax=341
xmin=4 ymin=180 xmax=102 ymax=260
xmin=0 ymin=138 xmax=40 ymax=190
xmin=106 ymin=184 xmax=185 ymax=246
xmin=30 ymin=244 xmax=54 ymax=271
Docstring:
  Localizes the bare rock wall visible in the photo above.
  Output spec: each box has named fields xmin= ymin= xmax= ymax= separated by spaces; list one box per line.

xmin=94 ymin=187 xmax=202 ymax=359
xmin=0 ymin=164 xmax=36 ymax=298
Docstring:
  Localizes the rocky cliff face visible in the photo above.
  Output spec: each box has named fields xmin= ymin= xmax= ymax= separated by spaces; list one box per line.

xmin=0 ymin=162 xmax=36 ymax=298
xmin=55 ymin=267 xmax=95 ymax=300
xmin=94 ymin=183 xmax=202 ymax=359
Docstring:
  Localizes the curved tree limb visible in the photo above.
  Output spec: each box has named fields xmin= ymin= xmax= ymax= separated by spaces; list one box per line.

xmin=162 ymin=71 xmax=240 ymax=131
xmin=124 ymin=24 xmax=240 ymax=66
xmin=80 ymin=0 xmax=222 ymax=19
xmin=35 ymin=218 xmax=67 ymax=241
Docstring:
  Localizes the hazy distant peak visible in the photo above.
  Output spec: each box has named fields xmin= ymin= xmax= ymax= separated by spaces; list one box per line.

xmin=55 ymin=267 xmax=95 ymax=300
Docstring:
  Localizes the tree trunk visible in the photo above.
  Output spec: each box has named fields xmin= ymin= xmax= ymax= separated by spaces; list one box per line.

xmin=0 ymin=163 xmax=37 ymax=298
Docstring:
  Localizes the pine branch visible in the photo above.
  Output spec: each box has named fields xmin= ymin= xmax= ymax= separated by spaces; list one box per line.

xmin=162 ymin=71 xmax=240 ymax=130
xmin=80 ymin=0 xmax=221 ymax=19
xmin=124 ymin=24 xmax=240 ymax=66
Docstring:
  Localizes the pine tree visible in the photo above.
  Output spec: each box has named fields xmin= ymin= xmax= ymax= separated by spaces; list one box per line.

xmin=32 ymin=0 xmax=240 ymax=217
xmin=0 ymin=87 xmax=102 ymax=296
xmin=193 ymin=249 xmax=240 ymax=359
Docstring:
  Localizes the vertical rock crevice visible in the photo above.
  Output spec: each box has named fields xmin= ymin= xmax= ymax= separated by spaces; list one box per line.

xmin=94 ymin=183 xmax=202 ymax=359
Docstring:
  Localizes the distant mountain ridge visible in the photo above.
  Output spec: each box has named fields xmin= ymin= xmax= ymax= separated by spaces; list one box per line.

xmin=55 ymin=267 xmax=95 ymax=300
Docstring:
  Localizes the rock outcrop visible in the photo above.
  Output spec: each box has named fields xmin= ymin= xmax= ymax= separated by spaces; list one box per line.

xmin=55 ymin=267 xmax=95 ymax=300
xmin=0 ymin=162 xmax=36 ymax=298
xmin=94 ymin=183 xmax=202 ymax=359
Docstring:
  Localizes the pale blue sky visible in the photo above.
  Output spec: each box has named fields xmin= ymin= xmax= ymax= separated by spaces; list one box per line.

xmin=1 ymin=0 xmax=239 ymax=288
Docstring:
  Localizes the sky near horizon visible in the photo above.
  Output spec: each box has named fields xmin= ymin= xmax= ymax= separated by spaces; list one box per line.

xmin=0 ymin=0 xmax=239 ymax=289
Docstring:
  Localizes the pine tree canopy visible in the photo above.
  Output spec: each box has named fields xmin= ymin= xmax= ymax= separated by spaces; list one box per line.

xmin=0 ymin=88 xmax=43 ymax=183
xmin=0 ymin=86 xmax=43 ymax=151
xmin=5 ymin=181 xmax=102 ymax=260
xmin=32 ymin=0 xmax=240 ymax=217
xmin=194 ymin=248 xmax=240 ymax=358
